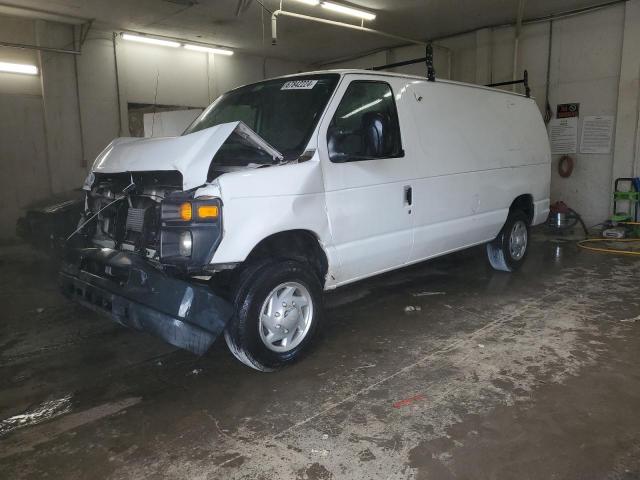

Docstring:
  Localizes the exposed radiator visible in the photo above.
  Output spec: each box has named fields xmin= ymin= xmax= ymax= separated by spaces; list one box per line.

xmin=125 ymin=207 xmax=146 ymax=233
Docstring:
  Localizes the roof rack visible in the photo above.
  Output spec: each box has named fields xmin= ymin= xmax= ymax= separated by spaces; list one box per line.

xmin=485 ymin=70 xmax=531 ymax=97
xmin=369 ymin=44 xmax=436 ymax=82
xmin=370 ymin=48 xmax=531 ymax=97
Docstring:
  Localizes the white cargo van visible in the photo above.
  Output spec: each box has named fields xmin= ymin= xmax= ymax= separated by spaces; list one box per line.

xmin=61 ymin=70 xmax=551 ymax=371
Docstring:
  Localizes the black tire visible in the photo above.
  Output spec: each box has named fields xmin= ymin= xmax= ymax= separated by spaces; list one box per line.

xmin=486 ymin=210 xmax=530 ymax=272
xmin=224 ymin=260 xmax=324 ymax=371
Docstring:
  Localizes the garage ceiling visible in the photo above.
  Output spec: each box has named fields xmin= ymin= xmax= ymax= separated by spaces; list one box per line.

xmin=1 ymin=0 xmax=614 ymax=64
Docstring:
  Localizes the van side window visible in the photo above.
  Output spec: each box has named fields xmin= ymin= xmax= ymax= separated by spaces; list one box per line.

xmin=328 ymin=81 xmax=402 ymax=163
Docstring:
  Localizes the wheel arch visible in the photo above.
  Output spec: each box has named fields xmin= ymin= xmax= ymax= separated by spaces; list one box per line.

xmin=509 ymin=194 xmax=534 ymax=225
xmin=244 ymin=229 xmax=329 ymax=285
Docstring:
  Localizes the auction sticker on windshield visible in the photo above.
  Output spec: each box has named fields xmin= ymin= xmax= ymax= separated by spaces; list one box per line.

xmin=281 ymin=80 xmax=318 ymax=90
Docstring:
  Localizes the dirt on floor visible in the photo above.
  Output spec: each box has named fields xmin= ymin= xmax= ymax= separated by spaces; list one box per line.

xmin=0 ymin=233 xmax=639 ymax=479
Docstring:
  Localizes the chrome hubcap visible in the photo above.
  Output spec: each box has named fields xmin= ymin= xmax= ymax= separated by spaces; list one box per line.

xmin=509 ymin=220 xmax=528 ymax=260
xmin=258 ymin=282 xmax=313 ymax=352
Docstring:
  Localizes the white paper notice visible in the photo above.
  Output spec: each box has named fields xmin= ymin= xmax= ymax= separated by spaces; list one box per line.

xmin=549 ymin=117 xmax=578 ymax=154
xmin=580 ymin=115 xmax=614 ymax=154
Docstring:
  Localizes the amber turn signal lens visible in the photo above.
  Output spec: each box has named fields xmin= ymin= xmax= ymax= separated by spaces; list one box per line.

xmin=197 ymin=205 xmax=219 ymax=219
xmin=179 ymin=202 xmax=192 ymax=221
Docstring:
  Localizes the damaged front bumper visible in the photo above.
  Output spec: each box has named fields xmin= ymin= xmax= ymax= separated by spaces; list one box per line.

xmin=60 ymin=248 xmax=234 ymax=355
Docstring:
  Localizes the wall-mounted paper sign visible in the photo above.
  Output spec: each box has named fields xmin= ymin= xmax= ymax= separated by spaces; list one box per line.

xmin=580 ymin=115 xmax=614 ymax=154
xmin=549 ymin=117 xmax=578 ymax=154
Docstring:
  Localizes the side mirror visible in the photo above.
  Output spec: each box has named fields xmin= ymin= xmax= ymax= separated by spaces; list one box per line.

xmin=327 ymin=127 xmax=351 ymax=163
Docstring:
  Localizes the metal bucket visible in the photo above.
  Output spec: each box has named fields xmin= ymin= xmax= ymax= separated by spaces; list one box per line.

xmin=549 ymin=211 xmax=567 ymax=229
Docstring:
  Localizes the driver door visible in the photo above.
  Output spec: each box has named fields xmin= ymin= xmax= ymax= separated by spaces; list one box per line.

xmin=318 ymin=78 xmax=414 ymax=285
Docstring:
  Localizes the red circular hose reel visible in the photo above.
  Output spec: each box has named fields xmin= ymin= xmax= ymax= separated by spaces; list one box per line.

xmin=558 ymin=155 xmax=574 ymax=178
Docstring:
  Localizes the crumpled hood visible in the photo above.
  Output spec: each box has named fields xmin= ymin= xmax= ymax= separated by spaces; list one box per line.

xmin=91 ymin=121 xmax=282 ymax=191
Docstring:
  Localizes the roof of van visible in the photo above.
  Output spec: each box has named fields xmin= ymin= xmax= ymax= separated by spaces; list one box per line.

xmin=277 ymin=69 xmax=531 ymax=99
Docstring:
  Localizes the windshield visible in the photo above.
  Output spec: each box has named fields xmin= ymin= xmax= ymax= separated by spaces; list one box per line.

xmin=184 ymin=74 xmax=340 ymax=162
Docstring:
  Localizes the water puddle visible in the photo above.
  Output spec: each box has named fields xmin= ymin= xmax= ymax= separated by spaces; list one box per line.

xmin=0 ymin=394 xmax=73 ymax=436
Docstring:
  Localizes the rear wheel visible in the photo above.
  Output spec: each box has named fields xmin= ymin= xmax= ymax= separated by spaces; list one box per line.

xmin=486 ymin=210 xmax=530 ymax=272
xmin=224 ymin=260 xmax=323 ymax=371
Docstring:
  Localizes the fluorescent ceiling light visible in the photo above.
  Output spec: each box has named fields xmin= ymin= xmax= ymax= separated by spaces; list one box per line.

xmin=0 ymin=61 xmax=38 ymax=75
xmin=121 ymin=33 xmax=180 ymax=47
xmin=292 ymin=0 xmax=320 ymax=5
xmin=321 ymin=1 xmax=376 ymax=20
xmin=184 ymin=44 xmax=234 ymax=55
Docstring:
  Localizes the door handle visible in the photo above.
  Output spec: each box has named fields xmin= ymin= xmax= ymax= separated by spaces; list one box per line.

xmin=404 ymin=185 xmax=412 ymax=206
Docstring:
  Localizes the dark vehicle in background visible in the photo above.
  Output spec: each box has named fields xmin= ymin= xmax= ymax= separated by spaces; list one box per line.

xmin=16 ymin=190 xmax=84 ymax=252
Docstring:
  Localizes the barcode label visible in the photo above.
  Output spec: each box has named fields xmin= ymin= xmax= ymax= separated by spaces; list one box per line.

xmin=281 ymin=80 xmax=318 ymax=90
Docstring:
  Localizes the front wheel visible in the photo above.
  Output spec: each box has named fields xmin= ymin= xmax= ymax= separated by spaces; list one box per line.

xmin=224 ymin=260 xmax=323 ymax=371
xmin=486 ymin=210 xmax=530 ymax=272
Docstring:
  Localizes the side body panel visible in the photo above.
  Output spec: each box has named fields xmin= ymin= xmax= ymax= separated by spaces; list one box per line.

xmin=207 ymin=156 xmax=340 ymax=282
xmin=316 ymin=74 xmax=550 ymax=287
xmin=403 ymin=80 xmax=551 ymax=263
xmin=315 ymin=75 xmax=414 ymax=284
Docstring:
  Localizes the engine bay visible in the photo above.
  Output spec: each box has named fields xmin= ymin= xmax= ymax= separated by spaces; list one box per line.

xmin=85 ymin=171 xmax=183 ymax=260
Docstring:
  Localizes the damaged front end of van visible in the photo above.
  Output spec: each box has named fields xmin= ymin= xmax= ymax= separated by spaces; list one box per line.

xmin=60 ymin=121 xmax=283 ymax=354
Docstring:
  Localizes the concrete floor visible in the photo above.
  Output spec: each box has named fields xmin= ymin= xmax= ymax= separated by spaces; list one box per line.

xmin=1 ymin=232 xmax=640 ymax=479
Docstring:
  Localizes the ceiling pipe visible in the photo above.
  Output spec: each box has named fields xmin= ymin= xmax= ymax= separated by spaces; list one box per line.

xmin=271 ymin=9 xmax=427 ymax=47
xmin=0 ymin=1 xmax=89 ymax=25
xmin=0 ymin=40 xmax=81 ymax=55
xmin=0 ymin=1 xmax=93 ymax=56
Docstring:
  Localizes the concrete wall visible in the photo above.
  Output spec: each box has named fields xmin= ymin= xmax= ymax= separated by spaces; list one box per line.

xmin=0 ymin=94 xmax=50 ymax=236
xmin=111 ymin=35 xmax=306 ymax=136
xmin=547 ymin=6 xmax=624 ymax=225
xmin=0 ymin=16 xmax=40 ymax=96
xmin=323 ymin=1 xmax=637 ymax=227
xmin=612 ymin=0 xmax=640 ymax=182
xmin=0 ymin=18 xmax=308 ymax=238
xmin=0 ymin=16 xmax=49 ymax=236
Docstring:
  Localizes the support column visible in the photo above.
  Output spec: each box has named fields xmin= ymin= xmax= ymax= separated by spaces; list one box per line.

xmin=475 ymin=28 xmax=492 ymax=85
xmin=36 ymin=19 xmax=84 ymax=193
xmin=113 ymin=34 xmax=129 ymax=137
xmin=206 ymin=52 xmax=215 ymax=103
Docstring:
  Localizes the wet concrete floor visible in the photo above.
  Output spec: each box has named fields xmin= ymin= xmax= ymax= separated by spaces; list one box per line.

xmin=1 ymin=232 xmax=639 ymax=479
